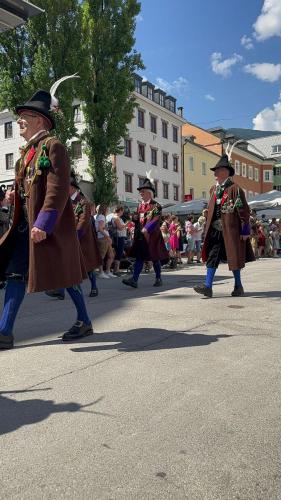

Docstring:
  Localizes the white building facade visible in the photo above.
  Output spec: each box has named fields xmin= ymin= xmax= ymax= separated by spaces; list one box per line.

xmin=0 ymin=77 xmax=186 ymax=205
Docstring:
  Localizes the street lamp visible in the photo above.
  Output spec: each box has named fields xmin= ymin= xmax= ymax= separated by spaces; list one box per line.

xmin=0 ymin=0 xmax=43 ymax=32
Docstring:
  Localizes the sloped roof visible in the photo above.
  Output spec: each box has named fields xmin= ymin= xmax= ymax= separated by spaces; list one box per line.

xmin=226 ymin=128 xmax=281 ymax=140
xmin=0 ymin=0 xmax=43 ymax=32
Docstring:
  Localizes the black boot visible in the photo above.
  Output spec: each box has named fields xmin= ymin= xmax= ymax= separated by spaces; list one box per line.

xmin=62 ymin=321 xmax=93 ymax=341
xmin=231 ymin=285 xmax=244 ymax=297
xmin=193 ymin=284 xmax=213 ymax=298
xmin=122 ymin=277 xmax=138 ymax=288
xmin=153 ymin=278 xmax=163 ymax=287
xmin=45 ymin=290 xmax=65 ymax=300
xmin=0 ymin=333 xmax=14 ymax=349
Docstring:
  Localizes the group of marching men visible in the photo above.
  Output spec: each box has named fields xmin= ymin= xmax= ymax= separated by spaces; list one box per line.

xmin=0 ymin=80 xmax=254 ymax=350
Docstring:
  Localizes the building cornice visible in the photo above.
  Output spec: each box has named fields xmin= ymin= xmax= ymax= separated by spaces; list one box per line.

xmin=134 ymin=92 xmax=186 ymax=125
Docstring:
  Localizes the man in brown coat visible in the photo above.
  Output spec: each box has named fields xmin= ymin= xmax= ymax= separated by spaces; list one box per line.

xmin=46 ymin=172 xmax=102 ymax=299
xmin=0 ymin=88 xmax=94 ymax=348
xmin=122 ymin=176 xmax=168 ymax=288
xmin=194 ymin=154 xmax=255 ymax=298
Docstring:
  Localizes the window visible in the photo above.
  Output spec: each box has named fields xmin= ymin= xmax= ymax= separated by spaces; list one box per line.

xmin=125 ymin=173 xmax=133 ymax=193
xmin=138 ymin=143 xmax=145 ymax=162
xmin=138 ymin=176 xmax=146 ymax=188
xmin=150 ymin=115 xmax=157 ymax=134
xmin=4 ymin=122 xmax=13 ymax=139
xmin=235 ymin=160 xmax=240 ymax=175
xmin=272 ymin=145 xmax=281 ymax=154
xmin=248 ymin=191 xmax=254 ymax=199
xmin=202 ymin=191 xmax=207 ymax=199
xmin=71 ymin=141 xmax=82 ymax=159
xmin=138 ymin=109 xmax=145 ymax=128
xmin=172 ymin=126 xmax=178 ymax=143
xmin=147 ymin=86 xmax=153 ymax=100
xmin=173 ymin=185 xmax=179 ymax=201
xmin=242 ymin=163 xmax=247 ymax=177
xmin=248 ymin=165 xmax=253 ymax=179
xmin=173 ymin=155 xmax=179 ymax=172
xmin=151 ymin=148 xmax=157 ymax=166
xmin=189 ymin=188 xmax=194 ymax=199
xmin=162 ymin=152 xmax=168 ymax=169
xmin=162 ymin=120 xmax=168 ymax=139
xmin=255 ymin=168 xmax=259 ymax=182
xmin=201 ymin=161 xmax=206 ymax=175
xmin=154 ymin=180 xmax=158 ymax=198
xmin=5 ymin=153 xmax=14 ymax=170
xmin=263 ymin=170 xmax=272 ymax=182
xmin=274 ymin=185 xmax=281 ymax=191
xmin=124 ymin=138 xmax=132 ymax=158
xmin=163 ymin=182 xmax=169 ymax=199
xmin=73 ymin=105 xmax=82 ymax=123
xmin=274 ymin=167 xmax=281 ymax=175
xmin=189 ymin=156 xmax=194 ymax=171
xmin=159 ymin=94 xmax=165 ymax=106
xmin=134 ymin=77 xmax=141 ymax=93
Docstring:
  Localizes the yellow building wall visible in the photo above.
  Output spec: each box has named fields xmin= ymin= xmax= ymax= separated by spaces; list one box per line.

xmin=183 ymin=141 xmax=220 ymax=200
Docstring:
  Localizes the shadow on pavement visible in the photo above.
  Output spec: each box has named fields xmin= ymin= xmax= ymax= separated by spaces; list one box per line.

xmin=0 ymin=390 xmax=110 ymax=436
xmin=245 ymin=290 xmax=281 ymax=299
xmin=4 ymin=273 xmax=230 ymax=343
xmin=17 ymin=328 xmax=231 ymax=353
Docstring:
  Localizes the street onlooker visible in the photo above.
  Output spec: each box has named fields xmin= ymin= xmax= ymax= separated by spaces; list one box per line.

xmin=257 ymin=225 xmax=266 ymax=258
xmin=95 ymin=204 xmax=116 ymax=278
xmin=112 ymin=205 xmax=127 ymax=275
xmin=192 ymin=216 xmax=205 ymax=263
xmin=185 ymin=215 xmax=195 ymax=263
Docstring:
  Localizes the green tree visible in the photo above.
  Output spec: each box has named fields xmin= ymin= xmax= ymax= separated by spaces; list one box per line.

xmin=80 ymin=0 xmax=144 ymax=204
xmin=0 ymin=0 xmax=82 ymax=145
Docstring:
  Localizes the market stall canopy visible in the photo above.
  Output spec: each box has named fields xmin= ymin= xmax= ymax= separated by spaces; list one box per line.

xmin=162 ymin=199 xmax=208 ymax=216
xmin=248 ymin=190 xmax=281 ymax=210
xmin=0 ymin=0 xmax=43 ymax=32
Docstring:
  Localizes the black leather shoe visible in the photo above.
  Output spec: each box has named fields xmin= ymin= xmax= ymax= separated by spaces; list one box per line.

xmin=231 ymin=285 xmax=244 ymax=297
xmin=0 ymin=333 xmax=14 ymax=349
xmin=62 ymin=321 xmax=93 ymax=341
xmin=194 ymin=284 xmax=213 ymax=298
xmin=122 ymin=277 xmax=138 ymax=288
xmin=153 ymin=278 xmax=163 ymax=287
xmin=45 ymin=290 xmax=65 ymax=300
xmin=89 ymin=288 xmax=99 ymax=297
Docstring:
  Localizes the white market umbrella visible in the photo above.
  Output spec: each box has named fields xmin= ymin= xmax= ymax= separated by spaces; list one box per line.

xmin=248 ymin=190 xmax=281 ymax=210
xmin=162 ymin=199 xmax=208 ymax=216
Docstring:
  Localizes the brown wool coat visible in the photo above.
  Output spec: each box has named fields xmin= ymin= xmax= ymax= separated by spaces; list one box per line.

xmin=0 ymin=135 xmax=87 ymax=292
xmin=72 ymin=192 xmax=102 ymax=272
xmin=202 ymin=183 xmax=255 ymax=270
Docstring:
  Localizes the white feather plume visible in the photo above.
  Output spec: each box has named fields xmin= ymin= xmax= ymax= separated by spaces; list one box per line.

xmin=145 ymin=169 xmax=154 ymax=183
xmin=49 ymin=73 xmax=80 ymax=110
xmin=225 ymin=142 xmax=231 ymax=161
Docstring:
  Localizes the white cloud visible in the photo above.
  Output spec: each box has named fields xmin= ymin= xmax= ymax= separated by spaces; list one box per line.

xmin=241 ymin=34 xmax=254 ymax=50
xmin=156 ymin=76 xmax=189 ymax=95
xmin=244 ymin=63 xmax=281 ymax=82
xmin=211 ymin=52 xmax=243 ymax=77
xmin=205 ymin=94 xmax=215 ymax=102
xmin=253 ymin=0 xmax=281 ymax=41
xmin=136 ymin=14 xmax=144 ymax=22
xmin=253 ymin=94 xmax=281 ymax=130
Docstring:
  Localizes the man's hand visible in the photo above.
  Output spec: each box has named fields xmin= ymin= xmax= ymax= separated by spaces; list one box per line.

xmin=5 ymin=189 xmax=15 ymax=205
xmin=142 ymin=228 xmax=149 ymax=241
xmin=31 ymin=227 xmax=47 ymax=243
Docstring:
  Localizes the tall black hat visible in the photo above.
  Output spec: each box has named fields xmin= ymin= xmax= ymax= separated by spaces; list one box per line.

xmin=15 ymin=74 xmax=80 ymax=131
xmin=70 ymin=170 xmax=80 ymax=189
xmin=137 ymin=177 xmax=155 ymax=195
xmin=210 ymin=154 xmax=235 ymax=177
xmin=16 ymin=90 xmax=55 ymax=129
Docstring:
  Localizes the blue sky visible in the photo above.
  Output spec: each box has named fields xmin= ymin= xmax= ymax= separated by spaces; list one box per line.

xmin=134 ymin=0 xmax=281 ymax=131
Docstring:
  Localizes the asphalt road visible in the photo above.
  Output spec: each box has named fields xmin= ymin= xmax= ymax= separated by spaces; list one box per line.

xmin=0 ymin=258 xmax=281 ymax=500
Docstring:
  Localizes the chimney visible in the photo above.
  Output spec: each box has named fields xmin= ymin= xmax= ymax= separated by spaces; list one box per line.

xmin=177 ymin=106 xmax=184 ymax=117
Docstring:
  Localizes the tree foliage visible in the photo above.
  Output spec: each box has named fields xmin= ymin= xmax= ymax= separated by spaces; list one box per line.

xmin=79 ymin=0 xmax=144 ymax=204
xmin=0 ymin=0 xmax=82 ymax=144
